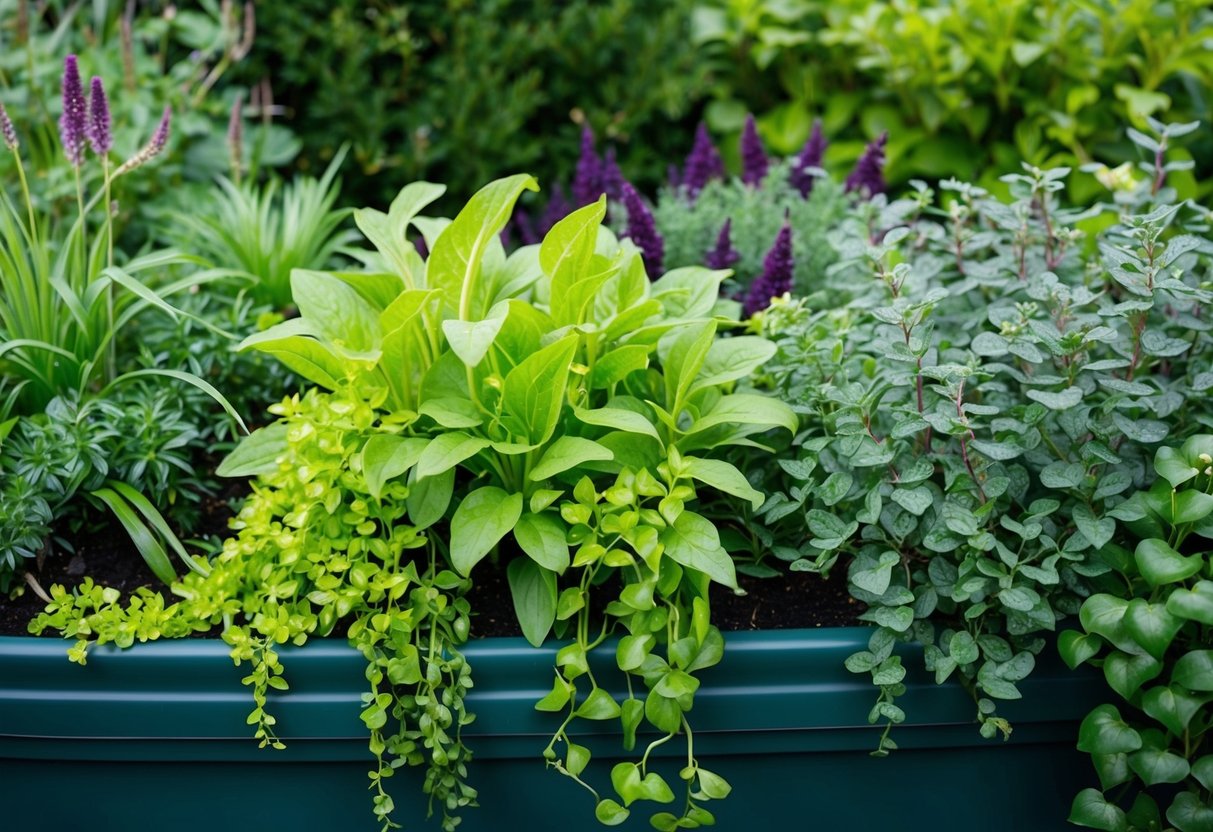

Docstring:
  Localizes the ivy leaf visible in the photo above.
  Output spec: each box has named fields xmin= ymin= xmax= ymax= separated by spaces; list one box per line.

xmin=1141 ymin=685 xmax=1205 ymax=737
xmin=1166 ymin=792 xmax=1213 ymax=832
xmin=1069 ymin=789 xmax=1128 ymax=832
xmin=1072 ymin=504 xmax=1115 ymax=549
xmin=1077 ymin=705 xmax=1142 ymax=755
xmin=1173 ymin=651 xmax=1213 ymax=692
xmin=1123 ymin=599 xmax=1183 ymax=661
xmin=450 ymin=486 xmax=523 ymax=575
xmin=1167 ymin=581 xmax=1213 ymax=625
xmin=1135 ymin=539 xmax=1202 ymax=587
xmin=1103 ymin=650 xmax=1163 ymax=700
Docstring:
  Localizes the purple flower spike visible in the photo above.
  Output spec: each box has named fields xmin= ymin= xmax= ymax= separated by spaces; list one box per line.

xmin=740 ymin=114 xmax=768 ymax=187
xmin=845 ymin=131 xmax=888 ymax=198
xmin=682 ymin=122 xmax=724 ymax=199
xmin=743 ymin=223 xmax=794 ymax=317
xmin=704 ymin=219 xmax=740 ymax=270
xmin=601 ymin=147 xmax=625 ymax=202
xmin=666 ymin=163 xmax=681 ymax=190
xmin=514 ymin=209 xmax=540 ymax=247
xmin=151 ymin=105 xmax=172 ymax=154
xmin=0 ymin=102 xmax=18 ymax=151
xmin=789 ymin=119 xmax=827 ymax=197
xmin=621 ymin=181 xmax=664 ymax=279
xmin=539 ymin=182 xmax=572 ymax=236
xmin=87 ymin=76 xmax=112 ymax=156
xmin=571 ymin=124 xmax=602 ymax=208
xmin=59 ymin=55 xmax=87 ymax=166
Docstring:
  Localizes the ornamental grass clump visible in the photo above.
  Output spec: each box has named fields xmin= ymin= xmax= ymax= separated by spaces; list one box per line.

xmin=0 ymin=55 xmax=239 ymax=591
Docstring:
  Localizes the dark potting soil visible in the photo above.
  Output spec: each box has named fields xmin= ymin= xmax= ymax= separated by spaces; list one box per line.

xmin=0 ymin=478 xmax=863 ymax=639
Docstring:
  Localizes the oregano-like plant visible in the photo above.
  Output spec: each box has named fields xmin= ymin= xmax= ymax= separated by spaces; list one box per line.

xmin=744 ymin=120 xmax=1213 ymax=752
xmin=1063 ymin=438 xmax=1213 ymax=832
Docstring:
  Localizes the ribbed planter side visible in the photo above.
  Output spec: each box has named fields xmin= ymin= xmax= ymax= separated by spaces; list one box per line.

xmin=0 ymin=628 xmax=1103 ymax=831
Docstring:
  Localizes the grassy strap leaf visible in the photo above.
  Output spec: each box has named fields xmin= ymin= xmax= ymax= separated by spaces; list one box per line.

xmin=506 ymin=557 xmax=557 ymax=647
xmin=683 ymin=457 xmax=764 ymax=510
xmin=450 ymin=486 xmax=522 ymax=575
xmin=90 ymin=486 xmax=177 ymax=585
xmin=106 ymin=481 xmax=209 ymax=577
xmin=513 ymin=512 xmax=571 ymax=573
xmin=501 ymin=334 xmax=578 ymax=445
xmin=530 ymin=436 xmax=614 ymax=481
xmin=660 ymin=510 xmax=738 ymax=589
xmin=105 ymin=369 xmax=248 ymax=433
xmin=428 ymin=174 xmax=538 ymax=316
xmin=217 ymin=423 xmax=288 ymax=478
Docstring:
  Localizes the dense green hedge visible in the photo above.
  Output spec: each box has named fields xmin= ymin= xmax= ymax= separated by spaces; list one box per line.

xmin=241 ymin=0 xmax=712 ymax=209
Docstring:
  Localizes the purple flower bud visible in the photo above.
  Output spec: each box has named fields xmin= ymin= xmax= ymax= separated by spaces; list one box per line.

xmin=740 ymin=114 xmax=768 ymax=187
xmin=539 ymin=182 xmax=571 ymax=237
xmin=150 ymin=105 xmax=171 ymax=154
xmin=414 ymin=234 xmax=429 ymax=260
xmin=499 ymin=223 xmax=512 ymax=250
xmin=845 ymin=131 xmax=888 ymax=198
xmin=514 ymin=209 xmax=540 ymax=247
xmin=743 ymin=223 xmax=794 ymax=317
xmin=0 ymin=102 xmax=18 ymax=151
xmin=601 ymin=146 xmax=625 ymax=203
xmin=59 ymin=55 xmax=87 ymax=166
xmin=789 ymin=119 xmax=827 ymax=198
xmin=682 ymin=122 xmax=724 ymax=199
xmin=704 ymin=220 xmax=740 ymax=271
xmin=570 ymin=124 xmax=602 ymax=208
xmin=621 ymin=181 xmax=664 ymax=279
xmin=667 ymin=163 xmax=681 ymax=190
xmin=87 ymin=76 xmax=112 ymax=156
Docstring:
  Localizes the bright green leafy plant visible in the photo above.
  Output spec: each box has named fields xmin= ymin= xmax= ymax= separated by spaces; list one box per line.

xmin=33 ymin=174 xmax=793 ymax=830
xmin=1062 ymin=438 xmax=1213 ymax=832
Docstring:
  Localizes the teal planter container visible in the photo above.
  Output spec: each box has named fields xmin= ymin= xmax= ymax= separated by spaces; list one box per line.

xmin=0 ymin=628 xmax=1102 ymax=831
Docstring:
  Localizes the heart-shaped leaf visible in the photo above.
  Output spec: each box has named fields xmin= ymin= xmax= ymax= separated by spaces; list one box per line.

xmin=1069 ymin=788 xmax=1128 ymax=831
xmin=1124 ymin=599 xmax=1184 ymax=660
xmin=1167 ymin=581 xmax=1213 ymax=625
xmin=1167 ymin=792 xmax=1213 ymax=832
xmin=1173 ymin=650 xmax=1213 ymax=691
xmin=1104 ymin=650 xmax=1163 ymax=700
xmin=1128 ymin=747 xmax=1190 ymax=785
xmin=1191 ymin=755 xmax=1213 ymax=791
xmin=1059 ymin=630 xmax=1104 ymax=669
xmin=1074 ymin=503 xmax=1116 ymax=550
xmin=610 ymin=762 xmax=675 ymax=807
xmin=1092 ymin=752 xmax=1133 ymax=791
xmin=1135 ymin=539 xmax=1202 ymax=587
xmin=1080 ymin=595 xmax=1133 ymax=652
xmin=1078 ymin=705 xmax=1143 ymax=755
xmin=1155 ymin=446 xmax=1200 ymax=488
xmin=1141 ymin=685 xmax=1206 ymax=736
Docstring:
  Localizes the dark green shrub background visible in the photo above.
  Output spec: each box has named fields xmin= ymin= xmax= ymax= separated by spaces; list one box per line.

xmin=242 ymin=0 xmax=713 ymax=210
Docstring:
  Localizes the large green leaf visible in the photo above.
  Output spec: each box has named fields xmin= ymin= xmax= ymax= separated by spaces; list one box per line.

xmin=659 ymin=321 xmax=716 ymax=413
xmin=513 ymin=512 xmax=571 ymax=573
xmin=1167 ymin=581 xmax=1213 ymax=625
xmin=1077 ymin=705 xmax=1142 ymax=755
xmin=690 ymin=336 xmax=777 ymax=395
xmin=507 ymin=557 xmax=557 ymax=647
xmin=217 ymin=423 xmax=288 ymax=478
xmin=1135 ymin=539 xmax=1202 ymax=587
xmin=1173 ymin=651 xmax=1213 ymax=691
xmin=500 ymin=334 xmax=578 ymax=445
xmin=428 ymin=174 xmax=538 ymax=316
xmin=415 ymin=432 xmax=491 ymax=479
xmin=1124 ymin=599 xmax=1184 ymax=661
xmin=684 ymin=457 xmax=764 ymax=510
xmin=530 ymin=436 xmax=614 ymax=481
xmin=544 ymin=197 xmax=607 ymax=325
xmin=1069 ymin=789 xmax=1128 ymax=832
xmin=291 ymin=269 xmax=382 ymax=355
xmin=361 ymin=435 xmax=428 ymax=500
xmin=450 ymin=486 xmax=523 ymax=575
xmin=660 ymin=511 xmax=738 ymax=589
